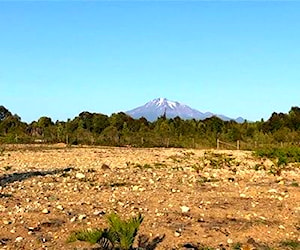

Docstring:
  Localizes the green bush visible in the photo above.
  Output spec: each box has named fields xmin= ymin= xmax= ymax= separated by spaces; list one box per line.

xmin=68 ymin=212 xmax=143 ymax=250
xmin=107 ymin=213 xmax=143 ymax=250
xmin=255 ymin=146 xmax=300 ymax=166
xmin=68 ymin=228 xmax=105 ymax=244
xmin=280 ymin=239 xmax=300 ymax=249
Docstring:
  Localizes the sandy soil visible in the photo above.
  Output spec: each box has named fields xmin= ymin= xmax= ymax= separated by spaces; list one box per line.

xmin=0 ymin=144 xmax=299 ymax=250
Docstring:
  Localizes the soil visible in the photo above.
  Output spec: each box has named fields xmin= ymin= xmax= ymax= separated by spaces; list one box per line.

xmin=0 ymin=144 xmax=299 ymax=250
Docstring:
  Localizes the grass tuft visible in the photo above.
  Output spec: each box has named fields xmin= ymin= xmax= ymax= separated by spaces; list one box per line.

xmin=280 ymin=239 xmax=300 ymax=249
xmin=67 ymin=228 xmax=104 ymax=244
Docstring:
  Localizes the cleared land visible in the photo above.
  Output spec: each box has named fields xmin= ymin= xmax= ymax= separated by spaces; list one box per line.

xmin=0 ymin=144 xmax=299 ymax=249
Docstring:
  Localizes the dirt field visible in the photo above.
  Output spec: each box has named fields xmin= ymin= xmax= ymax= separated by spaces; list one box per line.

xmin=0 ymin=144 xmax=299 ymax=250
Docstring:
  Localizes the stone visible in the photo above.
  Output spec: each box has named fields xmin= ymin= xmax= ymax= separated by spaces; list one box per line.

xmin=268 ymin=189 xmax=277 ymax=193
xmin=245 ymin=214 xmax=252 ymax=221
xmin=42 ymin=209 xmax=49 ymax=214
xmin=227 ymin=238 xmax=233 ymax=244
xmin=174 ymin=231 xmax=181 ymax=237
xmin=3 ymin=220 xmax=11 ymax=225
xmin=78 ymin=214 xmax=86 ymax=221
xmin=15 ymin=237 xmax=23 ymax=242
xmin=75 ymin=173 xmax=86 ymax=180
xmin=56 ymin=205 xmax=64 ymax=211
xmin=93 ymin=210 xmax=105 ymax=216
xmin=180 ymin=206 xmax=190 ymax=213
xmin=101 ymin=164 xmax=110 ymax=170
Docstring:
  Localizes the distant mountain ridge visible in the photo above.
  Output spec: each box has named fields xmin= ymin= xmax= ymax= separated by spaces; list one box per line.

xmin=126 ymin=98 xmax=245 ymax=123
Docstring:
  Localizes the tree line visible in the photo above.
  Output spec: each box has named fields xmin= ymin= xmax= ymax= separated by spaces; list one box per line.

xmin=1 ymin=105 xmax=300 ymax=149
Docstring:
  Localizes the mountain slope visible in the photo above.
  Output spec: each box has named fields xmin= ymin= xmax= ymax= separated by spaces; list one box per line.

xmin=126 ymin=98 xmax=244 ymax=122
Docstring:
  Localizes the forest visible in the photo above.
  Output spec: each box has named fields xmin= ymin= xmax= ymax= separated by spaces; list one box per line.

xmin=1 ymin=105 xmax=300 ymax=149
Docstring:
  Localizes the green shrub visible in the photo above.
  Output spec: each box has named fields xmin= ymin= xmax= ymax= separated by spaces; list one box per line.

xmin=202 ymin=152 xmax=235 ymax=169
xmin=106 ymin=212 xmax=143 ymax=250
xmin=280 ymin=239 xmax=300 ymax=249
xmin=134 ymin=163 xmax=152 ymax=169
xmin=231 ymin=242 xmax=242 ymax=250
xmin=255 ymin=146 xmax=300 ymax=165
xmin=68 ymin=212 xmax=143 ymax=250
xmin=68 ymin=228 xmax=105 ymax=244
xmin=291 ymin=181 xmax=299 ymax=187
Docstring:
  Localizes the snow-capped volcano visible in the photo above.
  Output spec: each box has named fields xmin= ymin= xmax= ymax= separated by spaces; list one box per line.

xmin=146 ymin=98 xmax=178 ymax=109
xmin=145 ymin=98 xmax=186 ymax=111
xmin=126 ymin=98 xmax=245 ymax=122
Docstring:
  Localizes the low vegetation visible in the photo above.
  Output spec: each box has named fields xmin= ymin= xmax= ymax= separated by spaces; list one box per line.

xmin=254 ymin=146 xmax=300 ymax=176
xmin=2 ymin=105 xmax=300 ymax=149
xmin=255 ymin=146 xmax=300 ymax=165
xmin=280 ymin=239 xmax=300 ymax=249
xmin=68 ymin=213 xmax=144 ymax=250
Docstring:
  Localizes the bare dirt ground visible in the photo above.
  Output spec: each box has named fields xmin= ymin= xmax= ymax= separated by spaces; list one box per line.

xmin=0 ymin=144 xmax=299 ymax=250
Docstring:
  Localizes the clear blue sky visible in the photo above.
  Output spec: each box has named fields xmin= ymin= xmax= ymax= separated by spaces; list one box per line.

xmin=1 ymin=1 xmax=300 ymax=123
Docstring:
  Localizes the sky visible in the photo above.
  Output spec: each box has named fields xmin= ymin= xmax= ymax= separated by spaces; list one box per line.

xmin=1 ymin=1 xmax=300 ymax=123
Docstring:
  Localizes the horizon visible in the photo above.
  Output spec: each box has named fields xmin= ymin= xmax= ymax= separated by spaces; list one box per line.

xmin=2 ymin=1 xmax=300 ymax=123
xmin=1 ymin=96 xmax=293 ymax=124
